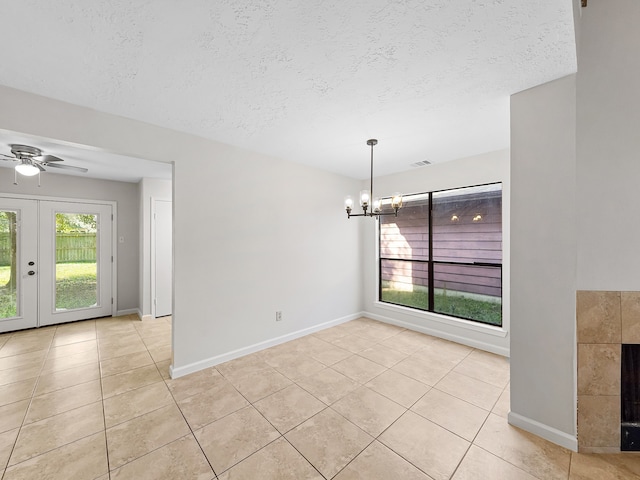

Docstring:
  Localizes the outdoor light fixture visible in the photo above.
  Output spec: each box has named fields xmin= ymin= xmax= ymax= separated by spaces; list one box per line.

xmin=344 ymin=139 xmax=402 ymax=218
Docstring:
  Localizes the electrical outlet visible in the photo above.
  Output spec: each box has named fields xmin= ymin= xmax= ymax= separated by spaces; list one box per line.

xmin=276 ymin=311 xmax=282 ymax=322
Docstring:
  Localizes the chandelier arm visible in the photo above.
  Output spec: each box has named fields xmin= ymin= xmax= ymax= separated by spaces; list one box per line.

xmin=375 ymin=209 xmax=400 ymax=217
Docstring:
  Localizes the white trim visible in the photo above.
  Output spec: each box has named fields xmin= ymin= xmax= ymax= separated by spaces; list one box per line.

xmin=150 ymin=197 xmax=157 ymax=318
xmin=508 ymin=411 xmax=578 ymax=452
xmin=116 ymin=308 xmax=140 ymax=318
xmin=111 ymin=202 xmax=118 ymax=318
xmin=365 ymin=310 xmax=510 ymax=357
xmin=0 ymin=192 xmax=117 ymax=206
xmin=374 ymin=301 xmax=508 ymax=338
xmin=150 ymin=197 xmax=172 ymax=318
xmin=141 ymin=314 xmax=153 ymax=322
xmin=169 ymin=312 xmax=362 ymax=379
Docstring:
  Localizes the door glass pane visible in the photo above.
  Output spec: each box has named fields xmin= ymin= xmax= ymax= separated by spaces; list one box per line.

xmin=55 ymin=213 xmax=98 ymax=310
xmin=0 ymin=211 xmax=18 ymax=319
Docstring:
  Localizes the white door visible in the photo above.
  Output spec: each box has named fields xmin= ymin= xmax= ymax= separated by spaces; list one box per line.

xmin=38 ymin=201 xmax=113 ymax=326
xmin=152 ymin=199 xmax=172 ymax=317
xmin=0 ymin=199 xmax=38 ymax=333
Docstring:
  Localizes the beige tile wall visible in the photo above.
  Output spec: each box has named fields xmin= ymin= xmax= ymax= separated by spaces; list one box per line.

xmin=576 ymin=290 xmax=640 ymax=452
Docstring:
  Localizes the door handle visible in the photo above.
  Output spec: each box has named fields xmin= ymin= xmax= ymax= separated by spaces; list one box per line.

xmin=28 ymin=271 xmax=35 ymax=276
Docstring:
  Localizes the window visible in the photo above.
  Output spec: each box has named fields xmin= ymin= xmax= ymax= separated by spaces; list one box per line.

xmin=379 ymin=183 xmax=502 ymax=326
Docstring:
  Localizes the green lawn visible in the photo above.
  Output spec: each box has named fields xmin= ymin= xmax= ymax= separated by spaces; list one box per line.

xmin=54 ymin=262 xmax=98 ymax=310
xmin=381 ymin=288 xmax=502 ymax=326
xmin=0 ymin=262 xmax=97 ymax=318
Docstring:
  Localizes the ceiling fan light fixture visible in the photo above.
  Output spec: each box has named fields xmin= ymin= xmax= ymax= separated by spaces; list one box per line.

xmin=15 ymin=162 xmax=40 ymax=176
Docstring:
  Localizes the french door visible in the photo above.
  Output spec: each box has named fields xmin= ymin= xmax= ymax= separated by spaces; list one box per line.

xmin=0 ymin=199 xmax=38 ymax=332
xmin=0 ymin=198 xmax=113 ymax=333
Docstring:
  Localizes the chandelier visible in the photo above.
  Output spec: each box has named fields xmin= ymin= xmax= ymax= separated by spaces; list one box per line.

xmin=344 ymin=139 xmax=402 ymax=218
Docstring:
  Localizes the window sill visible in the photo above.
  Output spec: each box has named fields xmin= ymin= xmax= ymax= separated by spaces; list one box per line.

xmin=373 ymin=301 xmax=508 ymax=338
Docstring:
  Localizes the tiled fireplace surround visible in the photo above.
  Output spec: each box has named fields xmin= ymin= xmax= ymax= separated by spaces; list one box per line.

xmin=576 ymin=290 xmax=640 ymax=452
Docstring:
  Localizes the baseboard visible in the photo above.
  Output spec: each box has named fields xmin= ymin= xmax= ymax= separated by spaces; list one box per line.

xmin=169 ymin=312 xmax=363 ymax=379
xmin=364 ymin=311 xmax=510 ymax=357
xmin=116 ymin=308 xmax=141 ymax=318
xmin=508 ymin=411 xmax=578 ymax=451
xmin=141 ymin=314 xmax=154 ymax=322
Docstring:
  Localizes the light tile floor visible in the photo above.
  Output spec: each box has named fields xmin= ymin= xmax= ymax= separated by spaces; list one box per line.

xmin=0 ymin=316 xmax=639 ymax=479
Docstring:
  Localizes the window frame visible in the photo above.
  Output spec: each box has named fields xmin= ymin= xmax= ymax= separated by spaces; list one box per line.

xmin=377 ymin=182 xmax=503 ymax=327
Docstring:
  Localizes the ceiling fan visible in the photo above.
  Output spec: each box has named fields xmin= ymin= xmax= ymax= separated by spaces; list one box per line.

xmin=1 ymin=144 xmax=88 ymax=178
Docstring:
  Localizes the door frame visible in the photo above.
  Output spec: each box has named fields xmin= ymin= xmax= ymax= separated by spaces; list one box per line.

xmin=150 ymin=197 xmax=172 ymax=318
xmin=0 ymin=193 xmax=118 ymax=324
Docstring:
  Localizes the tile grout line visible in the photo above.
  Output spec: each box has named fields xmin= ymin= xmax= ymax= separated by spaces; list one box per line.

xmin=2 ymin=321 xmax=114 ymax=476
xmin=1 ymin=323 xmax=59 ymax=474
xmin=95 ymin=320 xmax=112 ymax=480
xmin=244 ymin=323 xmax=456 ymax=478
xmin=101 ymin=320 xmax=184 ymax=477
xmin=5 ymin=316 xmax=522 ymax=479
xmin=162 ymin=365 xmax=220 ymax=480
xmin=339 ymin=329 xmax=496 ymax=480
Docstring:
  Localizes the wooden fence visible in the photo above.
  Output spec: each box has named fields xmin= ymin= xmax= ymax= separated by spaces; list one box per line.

xmin=0 ymin=233 xmax=96 ymax=266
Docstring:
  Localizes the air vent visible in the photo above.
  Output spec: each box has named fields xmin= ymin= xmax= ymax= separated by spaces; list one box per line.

xmin=410 ymin=160 xmax=431 ymax=168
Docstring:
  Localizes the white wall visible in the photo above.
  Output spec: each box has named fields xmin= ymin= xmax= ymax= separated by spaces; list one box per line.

xmin=0 ymin=167 xmax=140 ymax=313
xmin=172 ymin=144 xmax=362 ymax=373
xmin=509 ymin=0 xmax=640 ymax=451
xmin=362 ymin=149 xmax=511 ymax=355
xmin=139 ymin=178 xmax=172 ymax=318
xmin=576 ymin=0 xmax=640 ymax=290
xmin=0 ymin=85 xmax=363 ymax=376
xmin=510 ymin=74 xmax=577 ymax=449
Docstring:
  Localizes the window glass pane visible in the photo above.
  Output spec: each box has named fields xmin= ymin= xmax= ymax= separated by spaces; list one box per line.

xmin=0 ymin=211 xmax=18 ymax=319
xmin=55 ymin=213 xmax=98 ymax=311
xmin=433 ymin=263 xmax=502 ymax=325
xmin=380 ymin=196 xmax=429 ymax=260
xmin=432 ymin=184 xmax=502 ymax=263
xmin=380 ymin=259 xmax=428 ymax=310
xmin=378 ymin=183 xmax=502 ymax=327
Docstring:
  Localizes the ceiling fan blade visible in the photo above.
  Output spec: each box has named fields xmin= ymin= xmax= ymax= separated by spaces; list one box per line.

xmin=0 ymin=154 xmax=16 ymax=160
xmin=37 ymin=155 xmax=64 ymax=163
xmin=44 ymin=163 xmax=88 ymax=173
xmin=35 ymin=163 xmax=46 ymax=171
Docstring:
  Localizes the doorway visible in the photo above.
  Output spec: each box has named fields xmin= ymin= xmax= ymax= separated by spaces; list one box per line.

xmin=0 ymin=197 xmax=113 ymax=333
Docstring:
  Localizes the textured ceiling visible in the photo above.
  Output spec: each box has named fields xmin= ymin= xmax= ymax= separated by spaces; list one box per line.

xmin=0 ymin=0 xmax=576 ymax=180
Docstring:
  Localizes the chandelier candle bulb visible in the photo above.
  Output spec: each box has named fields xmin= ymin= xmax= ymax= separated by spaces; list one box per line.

xmin=373 ymin=198 xmax=382 ymax=213
xmin=391 ymin=193 xmax=403 ymax=209
xmin=360 ymin=190 xmax=370 ymax=208
xmin=344 ymin=196 xmax=354 ymax=213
